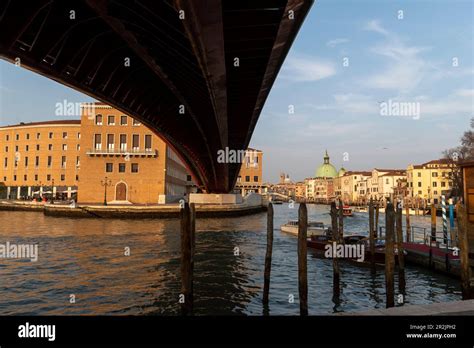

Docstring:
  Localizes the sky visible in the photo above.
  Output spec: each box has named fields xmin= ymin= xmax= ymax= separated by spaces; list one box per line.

xmin=1 ymin=0 xmax=473 ymax=183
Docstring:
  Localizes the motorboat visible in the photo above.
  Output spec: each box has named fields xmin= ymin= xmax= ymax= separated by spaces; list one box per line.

xmin=280 ymin=220 xmax=328 ymax=236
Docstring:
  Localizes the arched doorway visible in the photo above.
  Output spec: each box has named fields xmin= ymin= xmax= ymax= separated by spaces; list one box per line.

xmin=115 ymin=182 xmax=127 ymax=201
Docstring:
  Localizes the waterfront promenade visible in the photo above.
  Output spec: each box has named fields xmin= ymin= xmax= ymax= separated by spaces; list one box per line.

xmin=339 ymin=299 xmax=474 ymax=316
xmin=0 ymin=198 xmax=267 ymax=218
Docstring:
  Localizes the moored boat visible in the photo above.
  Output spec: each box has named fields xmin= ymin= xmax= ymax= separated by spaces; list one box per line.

xmin=280 ymin=220 xmax=328 ymax=236
xmin=306 ymin=232 xmax=401 ymax=264
xmin=336 ymin=205 xmax=353 ymax=217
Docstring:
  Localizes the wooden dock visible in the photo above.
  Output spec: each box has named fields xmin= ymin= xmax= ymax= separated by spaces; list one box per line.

xmin=337 ymin=299 xmax=474 ymax=316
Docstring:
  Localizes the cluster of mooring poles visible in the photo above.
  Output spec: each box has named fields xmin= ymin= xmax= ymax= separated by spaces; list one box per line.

xmin=177 ymin=196 xmax=473 ymax=316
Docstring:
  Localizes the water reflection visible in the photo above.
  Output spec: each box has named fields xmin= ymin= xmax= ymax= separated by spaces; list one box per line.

xmin=0 ymin=205 xmax=461 ymax=315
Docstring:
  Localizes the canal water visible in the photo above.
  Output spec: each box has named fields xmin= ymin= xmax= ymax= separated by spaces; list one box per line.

xmin=0 ymin=205 xmax=461 ymax=315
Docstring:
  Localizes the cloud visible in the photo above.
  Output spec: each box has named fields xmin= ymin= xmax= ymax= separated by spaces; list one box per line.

xmin=362 ymin=21 xmax=431 ymax=92
xmin=455 ymin=89 xmax=474 ymax=97
xmin=280 ymin=54 xmax=336 ymax=82
xmin=326 ymin=38 xmax=349 ymax=48
xmin=364 ymin=20 xmax=389 ymax=36
xmin=418 ymin=93 xmax=474 ymax=117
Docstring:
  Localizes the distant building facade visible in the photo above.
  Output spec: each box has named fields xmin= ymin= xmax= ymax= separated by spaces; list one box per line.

xmin=78 ymin=104 xmax=187 ymax=204
xmin=407 ymin=159 xmax=455 ymax=205
xmin=234 ymin=148 xmax=263 ymax=196
xmin=0 ymin=120 xmax=81 ymax=200
xmin=0 ymin=103 xmax=189 ymax=204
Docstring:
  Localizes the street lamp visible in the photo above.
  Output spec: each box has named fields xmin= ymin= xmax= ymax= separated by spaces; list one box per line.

xmin=101 ymin=176 xmax=112 ymax=206
xmin=50 ymin=178 xmax=55 ymax=204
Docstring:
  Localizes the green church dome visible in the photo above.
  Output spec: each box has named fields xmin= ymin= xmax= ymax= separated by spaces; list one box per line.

xmin=315 ymin=150 xmax=338 ymax=178
xmin=338 ymin=167 xmax=346 ymax=177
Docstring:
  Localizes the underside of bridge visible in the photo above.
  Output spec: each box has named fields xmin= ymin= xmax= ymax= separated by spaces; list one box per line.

xmin=0 ymin=0 xmax=312 ymax=192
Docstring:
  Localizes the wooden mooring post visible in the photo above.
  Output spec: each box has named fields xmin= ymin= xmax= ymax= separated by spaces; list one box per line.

xmin=298 ymin=203 xmax=308 ymax=316
xmin=429 ymin=204 xmax=437 ymax=269
xmin=406 ymin=205 xmax=411 ymax=242
xmin=396 ymin=201 xmax=406 ymax=294
xmin=263 ymin=203 xmax=274 ymax=306
xmin=369 ymin=198 xmax=376 ymax=274
xmin=180 ymin=202 xmax=195 ymax=315
xmin=374 ymin=201 xmax=380 ymax=238
xmin=338 ymin=199 xmax=344 ymax=240
xmin=385 ymin=203 xmax=395 ymax=308
xmin=456 ymin=202 xmax=474 ymax=300
xmin=330 ymin=202 xmax=340 ymax=298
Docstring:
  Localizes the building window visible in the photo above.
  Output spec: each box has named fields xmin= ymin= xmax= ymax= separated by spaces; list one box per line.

xmin=4 ymin=146 xmax=7 ymax=152
xmin=24 ymin=175 xmax=27 ymax=181
xmin=24 ymin=157 xmax=28 ymax=167
xmin=62 ymin=132 xmax=68 ymax=139
xmin=76 ymin=175 xmax=79 ymax=181
xmin=108 ymin=115 xmax=115 ymax=125
xmin=187 ymin=175 xmax=192 ymax=182
xmin=418 ymin=182 xmax=421 ymax=187
xmin=441 ymin=181 xmax=446 ymax=187
xmin=62 ymin=144 xmax=67 ymax=151
xmin=434 ymin=191 xmax=438 ymax=195
xmin=254 ymin=176 xmax=259 ymax=182
xmin=4 ymin=158 xmax=7 ymax=168
xmin=145 ymin=135 xmax=152 ymax=151
xmin=434 ymin=198 xmax=438 ymax=204
xmin=15 ymin=145 xmax=18 ymax=152
xmin=15 ymin=134 xmax=19 ymax=140
xmin=120 ymin=116 xmax=127 ymax=125
xmin=34 ymin=174 xmax=38 ymax=181
xmin=26 ymin=133 xmax=30 ymax=140
xmin=417 ymin=172 xmax=421 ymax=177
xmin=106 ymin=163 xmax=113 ymax=172
xmin=132 ymin=134 xmax=139 ymax=150
xmin=36 ymin=144 xmax=39 ymax=151
xmin=76 ymin=156 xmax=80 ymax=167
xmin=48 ymin=144 xmax=52 ymax=151
xmin=49 ymin=132 xmax=53 ymax=139
xmin=77 ymin=132 xmax=81 ymax=139
xmin=47 ymin=156 xmax=52 ymax=167
xmin=107 ymin=134 xmax=114 ymax=150
xmin=47 ymin=174 xmax=51 ymax=181
xmin=5 ymin=135 xmax=9 ymax=141
xmin=13 ymin=175 xmax=17 ymax=181
xmin=131 ymin=163 xmax=139 ymax=173
xmin=96 ymin=114 xmax=103 ymax=125
xmin=245 ymin=176 xmax=250 ymax=182
xmin=119 ymin=163 xmax=126 ymax=173
xmin=432 ymin=172 xmax=438 ymax=177
xmin=120 ymin=134 xmax=127 ymax=151
xmin=61 ymin=156 xmax=66 ymax=168
xmin=94 ymin=134 xmax=102 ymax=150
xmin=35 ymin=156 xmax=39 ymax=167
xmin=77 ymin=144 xmax=80 ymax=151
xmin=61 ymin=174 xmax=65 ymax=181
xmin=433 ymin=182 xmax=437 ymax=187
xmin=25 ymin=145 xmax=29 ymax=151
xmin=36 ymin=133 xmax=41 ymax=139
xmin=132 ymin=118 xmax=140 ymax=126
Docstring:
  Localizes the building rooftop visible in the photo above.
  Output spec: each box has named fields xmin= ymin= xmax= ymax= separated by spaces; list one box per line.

xmin=0 ymin=120 xmax=81 ymax=129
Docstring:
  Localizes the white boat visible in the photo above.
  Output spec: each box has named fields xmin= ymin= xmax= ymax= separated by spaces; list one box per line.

xmin=280 ymin=220 xmax=328 ymax=236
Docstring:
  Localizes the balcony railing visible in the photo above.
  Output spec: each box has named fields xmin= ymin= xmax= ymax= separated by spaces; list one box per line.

xmin=86 ymin=148 xmax=157 ymax=157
